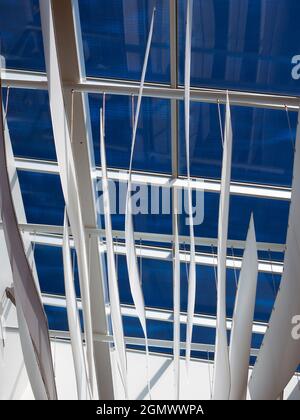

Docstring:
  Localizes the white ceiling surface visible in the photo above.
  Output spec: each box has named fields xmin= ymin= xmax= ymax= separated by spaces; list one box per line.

xmin=2 ymin=327 xmax=299 ymax=400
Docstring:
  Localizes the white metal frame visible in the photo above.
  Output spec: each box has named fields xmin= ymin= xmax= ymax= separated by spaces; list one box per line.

xmin=1 ymin=0 xmax=297 ymax=398
xmin=2 ymin=68 xmax=299 ymax=111
xmin=15 ymin=157 xmax=292 ymax=201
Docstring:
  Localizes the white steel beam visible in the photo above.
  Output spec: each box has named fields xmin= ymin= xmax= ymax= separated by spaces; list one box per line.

xmin=1 ymin=69 xmax=47 ymax=90
xmin=50 ymin=331 xmax=258 ymax=358
xmin=17 ymin=230 xmax=283 ymax=274
xmin=41 ymin=294 xmax=267 ymax=336
xmin=5 ymin=222 xmax=285 ymax=253
xmin=5 ymin=325 xmax=260 ymax=357
xmin=2 ymin=69 xmax=299 ymax=111
xmin=15 ymin=157 xmax=292 ymax=201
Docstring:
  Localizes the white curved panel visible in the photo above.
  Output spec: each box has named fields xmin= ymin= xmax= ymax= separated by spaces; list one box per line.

xmin=249 ymin=109 xmax=300 ymax=399
xmin=184 ymin=0 xmax=197 ymax=370
xmin=229 ymin=215 xmax=258 ymax=400
xmin=100 ymin=109 xmax=128 ymax=398
xmin=0 ymin=80 xmax=57 ymax=400
xmin=125 ymin=7 xmax=156 ymax=398
xmin=63 ymin=210 xmax=91 ymax=400
xmin=15 ymin=302 xmax=47 ymax=400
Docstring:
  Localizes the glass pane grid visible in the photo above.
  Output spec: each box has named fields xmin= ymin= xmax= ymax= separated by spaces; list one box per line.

xmin=2 ymin=0 xmax=298 ymax=362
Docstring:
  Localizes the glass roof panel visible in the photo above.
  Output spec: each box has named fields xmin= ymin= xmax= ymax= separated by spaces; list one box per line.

xmin=45 ymin=305 xmax=84 ymax=332
xmin=79 ymin=0 xmax=170 ymax=83
xmin=179 ymin=191 xmax=289 ymax=245
xmin=1 ymin=0 xmax=297 ymax=379
xmin=117 ymin=254 xmax=279 ymax=323
xmin=18 ymin=171 xmax=65 ymax=226
xmin=123 ymin=316 xmax=217 ymax=346
xmin=0 ymin=0 xmax=45 ymax=71
xmin=7 ymin=88 xmax=56 ymax=161
xmin=32 ymin=244 xmax=279 ymax=325
xmin=97 ymin=181 xmax=173 ymax=235
xmin=90 ymin=94 xmax=171 ymax=174
xmin=179 ymin=102 xmax=297 ymax=187
xmin=35 ymin=244 xmax=80 ymax=298
xmin=44 ymin=305 xmax=269 ymax=364
xmin=178 ymin=0 xmax=300 ymax=95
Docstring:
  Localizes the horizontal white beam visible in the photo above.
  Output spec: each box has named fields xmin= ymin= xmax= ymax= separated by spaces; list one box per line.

xmin=1 ymin=69 xmax=48 ymax=89
xmin=42 ymin=294 xmax=267 ymax=335
xmin=2 ymin=69 xmax=299 ymax=111
xmin=9 ymin=222 xmax=285 ymax=253
xmin=46 ymin=329 xmax=259 ymax=357
xmin=15 ymin=157 xmax=291 ymax=201
xmin=20 ymin=230 xmax=283 ymax=274
xmin=5 ymin=325 xmax=259 ymax=359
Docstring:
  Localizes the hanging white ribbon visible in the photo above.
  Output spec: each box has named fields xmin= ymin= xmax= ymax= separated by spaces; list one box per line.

xmin=212 ymin=92 xmax=232 ymax=400
xmin=173 ymin=198 xmax=181 ymax=399
xmin=15 ymin=301 xmax=48 ymax=400
xmin=125 ymin=7 xmax=156 ymax=399
xmin=0 ymin=80 xmax=57 ymax=400
xmin=0 ymin=307 xmax=5 ymax=366
xmin=100 ymin=107 xmax=128 ymax=399
xmin=184 ymin=0 xmax=196 ymax=370
xmin=249 ymin=107 xmax=300 ymax=400
xmin=229 ymin=214 xmax=258 ymax=400
xmin=63 ymin=209 xmax=92 ymax=400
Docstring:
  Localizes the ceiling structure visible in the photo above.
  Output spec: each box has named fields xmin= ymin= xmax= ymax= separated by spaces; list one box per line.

xmin=1 ymin=0 xmax=300 ymax=399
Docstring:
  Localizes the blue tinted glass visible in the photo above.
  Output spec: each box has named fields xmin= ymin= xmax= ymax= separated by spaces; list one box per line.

xmin=45 ymin=306 xmax=84 ymax=332
xmin=0 ymin=0 xmax=45 ymax=71
xmin=35 ymin=244 xmax=80 ymax=297
xmin=257 ymin=250 xmax=284 ymax=263
xmin=179 ymin=102 xmax=297 ymax=187
xmin=255 ymin=271 xmax=280 ymax=322
xmin=117 ymin=254 xmax=279 ymax=323
xmin=117 ymin=256 xmax=174 ymax=309
xmin=43 ymin=307 xmax=300 ymax=367
xmin=89 ymin=94 xmax=171 ymax=174
xmin=45 ymin=306 xmax=265 ymax=362
xmin=216 ymin=246 xmax=285 ymax=263
xmin=125 ymin=321 xmax=264 ymax=362
xmin=97 ymin=181 xmax=173 ymax=235
xmin=178 ymin=0 xmax=300 ymax=95
xmin=79 ymin=0 xmax=170 ymax=83
xmin=179 ymin=191 xmax=289 ymax=245
xmin=18 ymin=171 xmax=64 ymax=225
xmin=124 ymin=316 xmax=217 ymax=345
xmin=7 ymin=89 xmax=56 ymax=161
